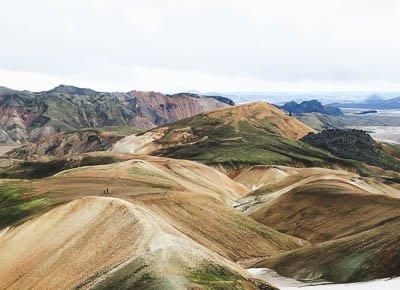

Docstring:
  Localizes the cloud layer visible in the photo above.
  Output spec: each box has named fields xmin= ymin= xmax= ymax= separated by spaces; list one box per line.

xmin=1 ymin=0 xmax=400 ymax=92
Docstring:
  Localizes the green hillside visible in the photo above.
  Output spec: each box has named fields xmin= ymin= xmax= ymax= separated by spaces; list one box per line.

xmin=146 ymin=102 xmax=369 ymax=173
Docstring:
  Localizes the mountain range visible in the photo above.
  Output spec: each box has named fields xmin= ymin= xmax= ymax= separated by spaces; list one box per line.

xmin=330 ymin=95 xmax=400 ymax=109
xmin=0 ymin=85 xmax=232 ymax=145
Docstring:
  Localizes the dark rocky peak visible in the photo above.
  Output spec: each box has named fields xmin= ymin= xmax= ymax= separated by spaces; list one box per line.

xmin=280 ymin=99 xmax=342 ymax=116
xmin=301 ymin=99 xmax=322 ymax=106
xmin=50 ymin=85 xmax=99 ymax=96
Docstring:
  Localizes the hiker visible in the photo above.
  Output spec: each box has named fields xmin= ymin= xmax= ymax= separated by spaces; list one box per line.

xmin=106 ymin=188 xmax=109 ymax=194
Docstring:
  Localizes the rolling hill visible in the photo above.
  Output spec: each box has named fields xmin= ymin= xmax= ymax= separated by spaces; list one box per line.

xmin=2 ymin=98 xmax=400 ymax=288
xmin=2 ymin=152 xmax=400 ymax=286
xmin=0 ymin=154 xmax=305 ymax=261
xmin=111 ymin=102 xmax=386 ymax=174
xmin=0 ymin=196 xmax=274 ymax=289
xmin=240 ymin=168 xmax=400 ymax=242
xmin=255 ymin=218 xmax=400 ymax=283
xmin=0 ymin=154 xmax=312 ymax=288
xmin=231 ymin=165 xmax=400 ymax=283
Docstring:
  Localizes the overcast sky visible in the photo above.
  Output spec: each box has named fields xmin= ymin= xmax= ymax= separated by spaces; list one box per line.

xmin=1 ymin=0 xmax=400 ymax=93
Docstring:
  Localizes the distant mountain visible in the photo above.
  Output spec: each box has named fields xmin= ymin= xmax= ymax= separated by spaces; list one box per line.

xmin=280 ymin=100 xmax=343 ymax=116
xmin=5 ymin=129 xmax=124 ymax=160
xmin=330 ymin=95 xmax=400 ymax=109
xmin=365 ymin=95 xmax=383 ymax=102
xmin=0 ymin=85 xmax=232 ymax=144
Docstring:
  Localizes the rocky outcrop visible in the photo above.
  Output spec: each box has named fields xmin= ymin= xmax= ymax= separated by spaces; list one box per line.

xmin=0 ymin=85 xmax=232 ymax=144
xmin=301 ymin=129 xmax=400 ymax=172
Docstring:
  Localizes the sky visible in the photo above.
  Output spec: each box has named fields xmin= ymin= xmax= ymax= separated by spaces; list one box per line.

xmin=1 ymin=0 xmax=400 ymax=93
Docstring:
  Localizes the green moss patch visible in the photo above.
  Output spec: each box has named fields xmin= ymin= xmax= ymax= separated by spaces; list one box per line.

xmin=234 ymin=217 xmax=271 ymax=236
xmin=0 ymin=184 xmax=52 ymax=228
xmin=188 ymin=264 xmax=268 ymax=290
xmin=88 ymin=259 xmax=161 ymax=290
xmin=190 ymin=265 xmax=241 ymax=289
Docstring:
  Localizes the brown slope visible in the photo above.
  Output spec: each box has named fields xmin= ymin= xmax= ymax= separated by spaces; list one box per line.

xmin=53 ymin=154 xmax=247 ymax=205
xmin=202 ymin=101 xmax=316 ymax=139
xmin=131 ymin=90 xmax=230 ymax=125
xmin=249 ymin=180 xmax=400 ymax=242
xmin=233 ymin=165 xmax=400 ymax=283
xmin=131 ymin=191 xmax=307 ymax=266
xmin=112 ymin=101 xmax=317 ymax=155
xmin=233 ymin=165 xmax=400 ymax=243
xmin=2 ymin=155 xmax=305 ymax=266
xmin=0 ymin=196 xmax=274 ymax=289
xmin=254 ymin=218 xmax=400 ymax=283
xmin=5 ymin=129 xmax=123 ymax=160
xmin=230 ymin=165 xmax=356 ymax=191
xmin=55 ymin=156 xmax=305 ymax=261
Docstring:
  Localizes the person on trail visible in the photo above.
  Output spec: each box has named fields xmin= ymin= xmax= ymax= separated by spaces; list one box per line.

xmin=106 ymin=188 xmax=109 ymax=194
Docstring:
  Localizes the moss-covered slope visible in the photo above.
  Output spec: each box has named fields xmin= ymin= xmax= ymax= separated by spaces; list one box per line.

xmin=117 ymin=102 xmax=373 ymax=173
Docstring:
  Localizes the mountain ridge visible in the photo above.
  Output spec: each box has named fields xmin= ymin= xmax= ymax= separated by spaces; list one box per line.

xmin=330 ymin=95 xmax=400 ymax=109
xmin=111 ymin=101 xmax=377 ymax=173
xmin=0 ymin=84 xmax=233 ymax=145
